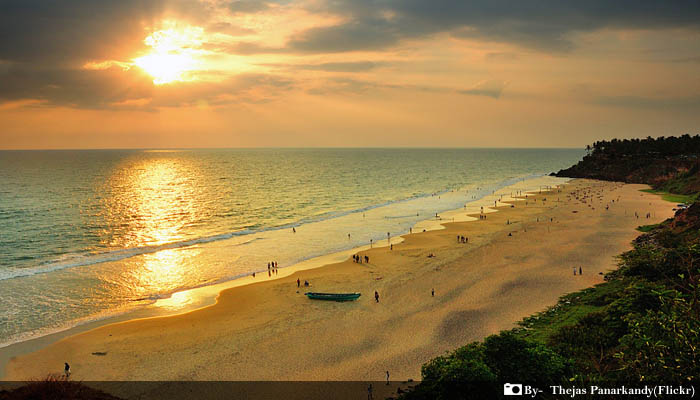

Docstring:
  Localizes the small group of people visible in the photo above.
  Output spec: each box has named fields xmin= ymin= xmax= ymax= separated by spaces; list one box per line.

xmin=479 ymin=214 xmax=487 ymax=220
xmin=573 ymin=266 xmax=583 ymax=275
xmin=268 ymin=261 xmax=279 ymax=276
xmin=353 ymin=254 xmax=369 ymax=263
xmin=296 ymin=278 xmax=310 ymax=288
xmin=456 ymin=235 xmax=468 ymax=243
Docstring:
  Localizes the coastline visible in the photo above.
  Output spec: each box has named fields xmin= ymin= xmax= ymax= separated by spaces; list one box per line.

xmin=0 ymin=175 xmax=558 ymax=368
xmin=1 ymin=177 xmax=676 ymax=386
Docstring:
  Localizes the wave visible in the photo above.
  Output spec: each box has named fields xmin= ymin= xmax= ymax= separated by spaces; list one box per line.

xmin=0 ymin=173 xmax=544 ymax=282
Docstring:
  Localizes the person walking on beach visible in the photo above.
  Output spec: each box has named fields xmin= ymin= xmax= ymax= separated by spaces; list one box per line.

xmin=573 ymin=267 xmax=576 ymax=276
xmin=292 ymin=227 xmax=296 ymax=233
xmin=579 ymin=266 xmax=582 ymax=275
xmin=365 ymin=255 xmax=369 ymax=263
xmin=431 ymin=288 xmax=435 ymax=297
xmin=375 ymin=291 xmax=380 ymax=303
xmin=367 ymin=384 xmax=373 ymax=400
xmin=297 ymin=278 xmax=300 ymax=288
xmin=64 ymin=362 xmax=71 ymax=378
xmin=386 ymin=370 xmax=390 ymax=385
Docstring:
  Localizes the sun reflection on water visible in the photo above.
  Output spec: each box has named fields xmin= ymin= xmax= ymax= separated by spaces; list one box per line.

xmin=104 ymin=156 xmax=201 ymax=248
xmin=100 ymin=155 xmax=207 ymax=299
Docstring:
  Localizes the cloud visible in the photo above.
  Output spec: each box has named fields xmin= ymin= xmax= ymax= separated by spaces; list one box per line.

xmin=305 ymin=77 xmax=506 ymax=98
xmin=0 ymin=0 xmax=211 ymax=67
xmin=288 ymin=0 xmax=700 ymax=53
xmin=593 ymin=95 xmax=700 ymax=109
xmin=0 ymin=60 xmax=293 ymax=109
xmin=266 ymin=61 xmax=380 ymax=72
xmin=227 ymin=0 xmax=270 ymax=14
xmin=459 ymin=80 xmax=508 ymax=99
xmin=288 ymin=18 xmax=401 ymax=53
xmin=671 ymin=56 xmax=700 ymax=63
xmin=485 ymin=52 xmax=519 ymax=62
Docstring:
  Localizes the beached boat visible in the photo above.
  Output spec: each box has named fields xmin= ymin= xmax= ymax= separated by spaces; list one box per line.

xmin=304 ymin=292 xmax=361 ymax=301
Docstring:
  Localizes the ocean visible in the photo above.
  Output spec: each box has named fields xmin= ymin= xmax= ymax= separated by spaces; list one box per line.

xmin=0 ymin=148 xmax=583 ymax=347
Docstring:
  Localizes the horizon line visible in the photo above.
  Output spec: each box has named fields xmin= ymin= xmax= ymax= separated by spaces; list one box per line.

xmin=0 ymin=146 xmax=585 ymax=151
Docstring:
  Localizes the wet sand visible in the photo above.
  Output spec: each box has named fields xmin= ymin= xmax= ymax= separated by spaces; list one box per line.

xmin=2 ymin=179 xmax=675 ymax=390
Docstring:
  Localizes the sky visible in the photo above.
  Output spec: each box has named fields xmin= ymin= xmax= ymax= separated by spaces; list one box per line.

xmin=0 ymin=0 xmax=699 ymax=149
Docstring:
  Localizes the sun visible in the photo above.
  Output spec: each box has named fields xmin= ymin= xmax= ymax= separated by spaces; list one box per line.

xmin=133 ymin=22 xmax=205 ymax=85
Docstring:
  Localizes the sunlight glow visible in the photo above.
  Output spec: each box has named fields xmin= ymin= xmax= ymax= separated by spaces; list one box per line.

xmin=133 ymin=22 xmax=206 ymax=85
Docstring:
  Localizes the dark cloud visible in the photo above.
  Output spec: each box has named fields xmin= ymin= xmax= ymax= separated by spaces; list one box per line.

xmin=288 ymin=18 xmax=400 ymax=52
xmin=289 ymin=0 xmax=700 ymax=53
xmin=0 ymin=0 xmax=214 ymax=108
xmin=0 ymin=64 xmax=154 ymax=108
xmin=0 ymin=0 xmax=211 ymax=66
xmin=0 ymin=60 xmax=293 ymax=109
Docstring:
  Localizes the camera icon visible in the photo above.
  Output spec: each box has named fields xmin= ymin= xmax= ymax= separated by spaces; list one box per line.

xmin=503 ymin=383 xmax=523 ymax=396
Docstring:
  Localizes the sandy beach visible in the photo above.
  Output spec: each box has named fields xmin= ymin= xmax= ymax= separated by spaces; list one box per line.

xmin=1 ymin=179 xmax=676 ymax=391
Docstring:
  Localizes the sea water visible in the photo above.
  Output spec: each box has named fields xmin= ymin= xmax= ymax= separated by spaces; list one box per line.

xmin=0 ymin=148 xmax=583 ymax=347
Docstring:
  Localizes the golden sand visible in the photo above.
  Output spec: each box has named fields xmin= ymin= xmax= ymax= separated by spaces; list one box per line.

xmin=2 ymin=179 xmax=676 ymax=387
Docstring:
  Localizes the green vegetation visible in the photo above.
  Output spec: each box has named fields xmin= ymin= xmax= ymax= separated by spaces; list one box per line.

xmin=405 ymin=136 xmax=700 ymax=399
xmin=636 ymin=223 xmax=660 ymax=232
xmin=555 ymin=135 xmax=700 ymax=187
xmin=640 ymin=189 xmax=697 ymax=204
xmin=404 ymin=207 xmax=700 ymax=399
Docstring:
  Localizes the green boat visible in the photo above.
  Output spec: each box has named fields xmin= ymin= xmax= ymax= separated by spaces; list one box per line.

xmin=305 ymin=292 xmax=361 ymax=301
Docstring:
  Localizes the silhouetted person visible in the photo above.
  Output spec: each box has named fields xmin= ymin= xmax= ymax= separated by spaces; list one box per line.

xmin=365 ymin=255 xmax=369 ymax=263
xmin=431 ymin=288 xmax=434 ymax=297
xmin=579 ymin=266 xmax=582 ymax=275
xmin=297 ymin=278 xmax=300 ymax=288
xmin=375 ymin=291 xmax=379 ymax=303
xmin=64 ymin=362 xmax=71 ymax=377
xmin=386 ymin=370 xmax=390 ymax=385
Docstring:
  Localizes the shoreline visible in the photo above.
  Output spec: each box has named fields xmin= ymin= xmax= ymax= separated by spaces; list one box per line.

xmin=2 ymin=177 xmax=674 ymax=385
xmin=0 ymin=175 xmax=561 ymax=369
